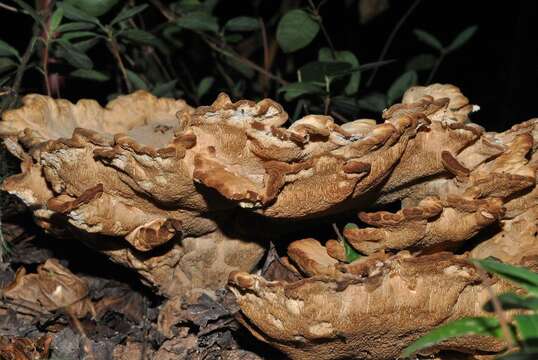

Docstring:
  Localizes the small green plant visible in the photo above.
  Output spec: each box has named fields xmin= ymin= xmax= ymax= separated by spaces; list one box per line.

xmin=402 ymin=258 xmax=538 ymax=359
xmin=0 ymin=0 xmax=478 ymax=121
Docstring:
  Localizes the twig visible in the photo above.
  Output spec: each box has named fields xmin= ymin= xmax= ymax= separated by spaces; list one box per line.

xmin=148 ymin=0 xmax=288 ymax=87
xmin=324 ymin=94 xmax=330 ymax=115
xmin=0 ymin=2 xmax=18 ymax=12
xmin=107 ymin=34 xmax=132 ymax=93
xmin=42 ymin=39 xmax=51 ymax=96
xmin=332 ymin=223 xmax=345 ymax=243
xmin=148 ymin=0 xmax=175 ymax=21
xmin=366 ymin=0 xmax=422 ymax=87
xmin=308 ymin=0 xmax=336 ymax=59
xmin=204 ymin=39 xmax=288 ymax=85
xmin=2 ymin=33 xmax=37 ymax=112
xmin=475 ymin=266 xmax=516 ymax=351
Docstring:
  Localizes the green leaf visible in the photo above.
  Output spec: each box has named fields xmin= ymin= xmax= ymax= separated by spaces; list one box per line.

xmin=70 ymin=68 xmax=109 ymax=81
xmin=342 ymin=223 xmax=361 ymax=262
xmin=152 ymin=80 xmax=178 ymax=97
xmin=405 ymin=54 xmax=437 ymax=72
xmin=50 ymin=7 xmax=64 ymax=32
xmin=175 ymin=11 xmax=219 ymax=33
xmin=110 ymin=4 xmax=148 ymax=26
xmin=174 ymin=0 xmax=203 ymax=12
xmin=483 ymin=293 xmax=538 ymax=312
xmin=413 ymin=29 xmax=443 ymax=51
xmin=358 ymin=59 xmax=396 ymax=71
xmin=224 ymin=34 xmax=244 ymax=44
xmin=119 ymin=29 xmax=156 ymax=44
xmin=331 ymin=96 xmax=360 ymax=115
xmin=60 ymin=31 xmax=97 ymax=41
xmin=358 ymin=93 xmax=387 ymax=113
xmin=515 ymin=314 xmax=538 ymax=343
xmin=276 ymin=9 xmax=320 ymax=53
xmin=0 ymin=58 xmax=17 ymax=73
xmin=387 ymin=70 xmax=417 ymax=105
xmin=402 ymin=317 xmax=503 ymax=358
xmin=61 ymin=3 xmax=100 ymax=24
xmin=197 ymin=76 xmax=214 ymax=98
xmin=72 ymin=38 xmax=100 ymax=52
xmin=0 ymin=40 xmax=20 ymax=60
xmin=278 ymin=82 xmax=324 ymax=102
xmin=0 ymin=76 xmax=11 ymax=87
xmin=65 ymin=0 xmax=119 ymax=17
xmin=224 ymin=16 xmax=259 ymax=32
xmin=126 ymin=70 xmax=148 ymax=90
xmin=57 ymin=22 xmax=96 ymax=32
xmin=471 ymin=259 xmax=538 ymax=296
xmin=318 ymin=48 xmax=360 ymax=95
xmin=57 ymin=40 xmax=93 ymax=69
xmin=298 ymin=61 xmax=352 ymax=84
xmin=447 ymin=25 xmax=478 ymax=52
xmin=10 ymin=0 xmax=40 ymax=22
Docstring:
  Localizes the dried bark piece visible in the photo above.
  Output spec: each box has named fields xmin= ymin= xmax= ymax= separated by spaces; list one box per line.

xmin=0 ymin=335 xmax=51 ymax=360
xmin=229 ymin=252 xmax=509 ymax=360
xmin=2 ymin=259 xmax=94 ymax=318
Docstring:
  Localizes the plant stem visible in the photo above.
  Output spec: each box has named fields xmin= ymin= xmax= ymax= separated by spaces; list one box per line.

xmin=12 ymin=37 xmax=37 ymax=92
xmin=308 ymin=0 xmax=336 ymax=59
xmin=332 ymin=223 xmax=345 ymax=243
xmin=107 ymin=33 xmax=131 ymax=93
xmin=366 ymin=0 xmax=422 ymax=87
xmin=475 ymin=266 xmax=517 ymax=351
xmin=204 ymin=39 xmax=288 ymax=85
xmin=426 ymin=51 xmax=445 ymax=84
xmin=2 ymin=33 xmax=38 ymax=113
xmin=149 ymin=0 xmax=288 ymax=87
xmin=324 ymin=94 xmax=331 ymax=115
xmin=43 ymin=38 xmax=51 ymax=96
xmin=148 ymin=0 xmax=175 ymax=21
xmin=0 ymin=3 xmax=18 ymax=12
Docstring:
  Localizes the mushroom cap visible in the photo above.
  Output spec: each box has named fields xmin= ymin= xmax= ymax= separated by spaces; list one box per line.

xmin=229 ymin=252 xmax=509 ymax=360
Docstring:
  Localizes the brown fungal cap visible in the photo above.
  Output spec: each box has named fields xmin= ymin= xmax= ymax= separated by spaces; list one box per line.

xmin=228 ymin=252 xmax=509 ymax=360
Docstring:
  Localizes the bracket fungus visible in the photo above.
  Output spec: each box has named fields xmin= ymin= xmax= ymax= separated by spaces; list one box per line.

xmin=1 ymin=84 xmax=538 ymax=359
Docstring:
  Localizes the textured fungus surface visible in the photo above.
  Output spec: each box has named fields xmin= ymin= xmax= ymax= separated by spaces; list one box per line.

xmin=229 ymin=252 xmax=512 ymax=360
xmin=1 ymin=84 xmax=538 ymax=359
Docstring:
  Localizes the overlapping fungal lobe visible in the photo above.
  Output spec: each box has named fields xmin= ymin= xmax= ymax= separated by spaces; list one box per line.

xmin=0 ymin=91 xmax=265 ymax=297
xmin=228 ymin=249 xmax=509 ymax=360
xmin=344 ymin=86 xmax=537 ymax=254
xmin=184 ymin=93 xmax=426 ymax=218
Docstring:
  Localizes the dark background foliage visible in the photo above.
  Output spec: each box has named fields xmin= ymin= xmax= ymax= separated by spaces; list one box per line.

xmin=0 ymin=0 xmax=537 ymax=131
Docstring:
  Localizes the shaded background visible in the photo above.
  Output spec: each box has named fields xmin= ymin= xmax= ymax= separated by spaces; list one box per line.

xmin=0 ymin=0 xmax=537 ymax=131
